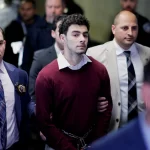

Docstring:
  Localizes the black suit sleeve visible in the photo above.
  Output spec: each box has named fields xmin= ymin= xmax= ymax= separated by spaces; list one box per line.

xmin=29 ymin=52 xmax=43 ymax=102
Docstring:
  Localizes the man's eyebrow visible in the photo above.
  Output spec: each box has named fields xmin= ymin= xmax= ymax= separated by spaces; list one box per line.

xmin=0 ymin=40 xmax=4 ymax=42
xmin=83 ymin=31 xmax=89 ymax=34
xmin=72 ymin=31 xmax=81 ymax=33
xmin=72 ymin=31 xmax=88 ymax=34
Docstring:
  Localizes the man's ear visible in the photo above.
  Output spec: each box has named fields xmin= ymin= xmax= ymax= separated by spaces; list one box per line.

xmin=3 ymin=40 xmax=6 ymax=45
xmin=51 ymin=30 xmax=56 ymax=39
xmin=60 ymin=34 xmax=65 ymax=43
xmin=112 ymin=25 xmax=116 ymax=35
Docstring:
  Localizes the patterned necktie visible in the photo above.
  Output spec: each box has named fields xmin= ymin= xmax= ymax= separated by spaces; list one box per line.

xmin=124 ymin=51 xmax=138 ymax=121
xmin=0 ymin=80 xmax=7 ymax=149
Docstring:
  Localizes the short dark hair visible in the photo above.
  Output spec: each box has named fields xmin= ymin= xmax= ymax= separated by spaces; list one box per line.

xmin=52 ymin=15 xmax=67 ymax=31
xmin=144 ymin=60 xmax=150 ymax=83
xmin=20 ymin=0 xmax=36 ymax=8
xmin=0 ymin=27 xmax=5 ymax=40
xmin=59 ymin=14 xmax=90 ymax=35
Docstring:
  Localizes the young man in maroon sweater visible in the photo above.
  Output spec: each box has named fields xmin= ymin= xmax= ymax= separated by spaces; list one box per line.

xmin=35 ymin=14 xmax=112 ymax=150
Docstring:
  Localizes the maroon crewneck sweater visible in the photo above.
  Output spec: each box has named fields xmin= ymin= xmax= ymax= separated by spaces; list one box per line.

xmin=36 ymin=56 xmax=112 ymax=150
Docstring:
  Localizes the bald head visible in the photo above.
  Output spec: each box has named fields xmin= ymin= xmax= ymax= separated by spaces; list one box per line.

xmin=114 ymin=10 xmax=137 ymax=25
xmin=112 ymin=10 xmax=138 ymax=50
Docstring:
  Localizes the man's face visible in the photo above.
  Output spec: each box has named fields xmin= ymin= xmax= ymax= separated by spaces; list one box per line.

xmin=62 ymin=24 xmax=89 ymax=55
xmin=19 ymin=2 xmax=36 ymax=22
xmin=45 ymin=0 xmax=64 ymax=23
xmin=112 ymin=14 xmax=138 ymax=50
xmin=0 ymin=31 xmax=6 ymax=62
xmin=120 ymin=0 xmax=137 ymax=12
xmin=51 ymin=21 xmax=64 ymax=50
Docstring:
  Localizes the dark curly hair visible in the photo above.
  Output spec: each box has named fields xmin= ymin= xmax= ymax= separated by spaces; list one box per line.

xmin=59 ymin=14 xmax=90 ymax=35
xmin=52 ymin=15 xmax=67 ymax=31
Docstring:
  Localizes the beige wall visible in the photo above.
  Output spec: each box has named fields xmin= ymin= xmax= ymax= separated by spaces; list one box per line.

xmin=75 ymin=0 xmax=120 ymax=42
xmin=36 ymin=0 xmax=150 ymax=43
xmin=137 ymin=0 xmax=150 ymax=20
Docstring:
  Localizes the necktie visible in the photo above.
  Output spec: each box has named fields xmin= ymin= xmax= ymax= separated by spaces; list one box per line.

xmin=124 ymin=51 xmax=138 ymax=121
xmin=0 ymin=80 xmax=7 ymax=149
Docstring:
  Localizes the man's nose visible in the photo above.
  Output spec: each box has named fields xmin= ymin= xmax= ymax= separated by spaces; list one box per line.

xmin=128 ymin=28 xmax=133 ymax=36
xmin=80 ymin=35 xmax=86 ymax=42
xmin=51 ymin=7 xmax=55 ymax=14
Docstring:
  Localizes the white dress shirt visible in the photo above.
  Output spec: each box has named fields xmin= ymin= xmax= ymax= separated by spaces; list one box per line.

xmin=114 ymin=40 xmax=144 ymax=126
xmin=57 ymin=53 xmax=92 ymax=70
xmin=0 ymin=61 xmax=19 ymax=150
xmin=139 ymin=112 xmax=150 ymax=150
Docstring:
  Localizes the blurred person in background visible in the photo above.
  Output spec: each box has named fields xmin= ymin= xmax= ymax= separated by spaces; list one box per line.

xmin=29 ymin=15 xmax=66 ymax=103
xmin=0 ymin=0 xmax=18 ymax=30
xmin=4 ymin=0 xmax=40 ymax=67
xmin=21 ymin=0 xmax=65 ymax=74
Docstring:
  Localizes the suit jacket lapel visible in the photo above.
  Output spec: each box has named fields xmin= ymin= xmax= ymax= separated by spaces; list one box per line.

xmin=135 ymin=44 xmax=149 ymax=65
xmin=105 ymin=42 xmax=120 ymax=97
xmin=4 ymin=62 xmax=21 ymax=127
xmin=49 ymin=45 xmax=58 ymax=59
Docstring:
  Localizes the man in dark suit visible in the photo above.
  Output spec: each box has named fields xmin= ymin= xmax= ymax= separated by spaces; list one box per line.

xmin=29 ymin=14 xmax=66 ymax=102
xmin=4 ymin=0 xmax=41 ymax=67
xmin=87 ymin=60 xmax=150 ymax=150
xmin=0 ymin=27 xmax=34 ymax=150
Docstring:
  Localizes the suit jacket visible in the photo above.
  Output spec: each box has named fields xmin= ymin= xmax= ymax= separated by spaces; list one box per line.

xmin=4 ymin=15 xmax=41 ymax=67
xmin=88 ymin=117 xmax=147 ymax=150
xmin=29 ymin=45 xmax=57 ymax=102
xmin=86 ymin=41 xmax=150 ymax=131
xmin=21 ymin=17 xmax=55 ymax=74
xmin=3 ymin=61 xmax=34 ymax=148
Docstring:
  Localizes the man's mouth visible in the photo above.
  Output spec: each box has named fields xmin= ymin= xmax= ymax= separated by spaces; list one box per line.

xmin=126 ymin=37 xmax=133 ymax=41
xmin=77 ymin=45 xmax=86 ymax=48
